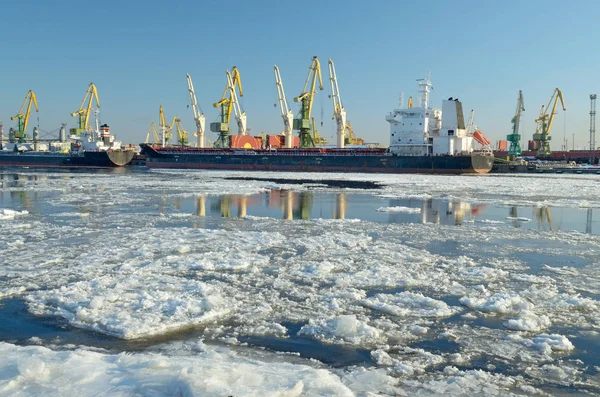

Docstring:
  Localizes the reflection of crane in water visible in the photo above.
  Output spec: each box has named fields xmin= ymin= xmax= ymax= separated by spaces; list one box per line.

xmin=533 ymin=206 xmax=554 ymax=231
xmin=334 ymin=193 xmax=346 ymax=219
xmin=586 ymin=208 xmax=593 ymax=234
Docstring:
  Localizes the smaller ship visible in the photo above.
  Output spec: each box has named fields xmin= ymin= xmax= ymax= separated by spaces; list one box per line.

xmin=0 ymin=123 xmax=134 ymax=168
xmin=0 ymin=85 xmax=134 ymax=168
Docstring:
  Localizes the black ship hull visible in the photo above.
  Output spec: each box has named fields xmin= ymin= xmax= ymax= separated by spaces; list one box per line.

xmin=0 ymin=150 xmax=135 ymax=168
xmin=140 ymin=144 xmax=494 ymax=174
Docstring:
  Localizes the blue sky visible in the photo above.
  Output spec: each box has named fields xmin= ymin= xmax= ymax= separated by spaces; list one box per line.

xmin=1 ymin=0 xmax=599 ymax=150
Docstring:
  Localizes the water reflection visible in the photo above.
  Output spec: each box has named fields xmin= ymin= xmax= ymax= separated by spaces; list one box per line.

xmin=534 ymin=207 xmax=553 ymax=231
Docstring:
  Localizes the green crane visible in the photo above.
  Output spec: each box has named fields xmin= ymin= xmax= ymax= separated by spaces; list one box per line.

xmin=507 ymin=90 xmax=524 ymax=157
xmin=293 ymin=56 xmax=323 ymax=148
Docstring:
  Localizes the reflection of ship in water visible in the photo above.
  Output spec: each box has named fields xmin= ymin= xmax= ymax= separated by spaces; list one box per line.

xmin=387 ymin=198 xmax=487 ymax=225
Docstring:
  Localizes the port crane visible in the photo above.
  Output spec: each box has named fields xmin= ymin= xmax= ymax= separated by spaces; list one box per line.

xmin=533 ymin=88 xmax=566 ymax=155
xmin=71 ymin=83 xmax=100 ymax=135
xmin=507 ymin=90 xmax=525 ymax=157
xmin=145 ymin=122 xmax=160 ymax=144
xmin=186 ymin=73 xmax=205 ymax=148
xmin=311 ymin=117 xmax=328 ymax=145
xmin=159 ymin=105 xmax=174 ymax=145
xmin=344 ymin=122 xmax=364 ymax=145
xmin=210 ymin=67 xmax=246 ymax=148
xmin=11 ymin=90 xmax=39 ymax=142
xmin=294 ymin=56 xmax=323 ymax=148
xmin=172 ymin=116 xmax=189 ymax=146
xmin=274 ymin=65 xmax=294 ymax=148
xmin=327 ymin=59 xmax=347 ymax=148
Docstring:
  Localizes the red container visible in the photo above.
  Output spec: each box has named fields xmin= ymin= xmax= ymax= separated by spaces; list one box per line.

xmin=268 ymin=135 xmax=283 ymax=148
xmin=230 ymin=135 xmax=262 ymax=149
xmin=528 ymin=140 xmax=537 ymax=151
xmin=497 ymin=140 xmax=507 ymax=151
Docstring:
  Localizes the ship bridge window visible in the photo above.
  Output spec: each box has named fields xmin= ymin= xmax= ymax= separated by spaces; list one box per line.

xmin=448 ymin=130 xmax=455 ymax=136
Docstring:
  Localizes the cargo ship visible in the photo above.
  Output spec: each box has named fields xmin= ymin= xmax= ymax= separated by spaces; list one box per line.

xmin=141 ymin=75 xmax=494 ymax=174
xmin=0 ymin=124 xmax=134 ymax=168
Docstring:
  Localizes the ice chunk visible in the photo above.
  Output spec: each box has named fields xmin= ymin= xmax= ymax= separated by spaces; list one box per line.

xmin=362 ymin=291 xmax=462 ymax=318
xmin=26 ymin=274 xmax=233 ymax=339
xmin=0 ymin=342 xmax=355 ymax=396
xmin=503 ymin=310 xmax=551 ymax=332
xmin=298 ymin=315 xmax=384 ymax=346
xmin=376 ymin=206 xmax=421 ymax=214
xmin=460 ymin=292 xmax=534 ymax=314
xmin=0 ymin=208 xmax=28 ymax=221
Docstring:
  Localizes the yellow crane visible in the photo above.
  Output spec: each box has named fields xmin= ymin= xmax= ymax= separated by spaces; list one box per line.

xmin=408 ymin=97 xmax=413 ymax=108
xmin=158 ymin=105 xmax=174 ymax=145
xmin=210 ymin=67 xmax=245 ymax=148
xmin=344 ymin=122 xmax=365 ymax=145
xmin=11 ymin=90 xmax=39 ymax=141
xmin=294 ymin=56 xmax=323 ymax=148
xmin=533 ymin=88 xmax=566 ymax=155
xmin=145 ymin=122 xmax=161 ymax=144
xmin=311 ymin=117 xmax=328 ymax=145
xmin=71 ymin=83 xmax=100 ymax=135
xmin=172 ymin=116 xmax=189 ymax=146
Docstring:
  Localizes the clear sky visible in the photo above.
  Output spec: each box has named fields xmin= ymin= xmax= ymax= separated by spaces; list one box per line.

xmin=1 ymin=0 xmax=599 ymax=150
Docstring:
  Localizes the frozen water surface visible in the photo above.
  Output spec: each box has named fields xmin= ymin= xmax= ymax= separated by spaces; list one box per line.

xmin=1 ymin=168 xmax=600 ymax=395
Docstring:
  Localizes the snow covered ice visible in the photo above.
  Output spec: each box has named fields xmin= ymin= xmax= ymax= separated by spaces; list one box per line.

xmin=1 ymin=169 xmax=600 ymax=395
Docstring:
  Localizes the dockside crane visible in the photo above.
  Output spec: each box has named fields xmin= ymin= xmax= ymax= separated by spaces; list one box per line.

xmin=507 ymin=90 xmax=525 ymax=157
xmin=172 ymin=116 xmax=189 ymax=146
xmin=294 ymin=56 xmax=323 ymax=148
xmin=145 ymin=122 xmax=161 ymax=144
xmin=159 ymin=105 xmax=173 ymax=145
xmin=274 ymin=65 xmax=294 ymax=148
xmin=327 ymin=59 xmax=347 ymax=148
xmin=533 ymin=88 xmax=566 ymax=155
xmin=71 ymin=83 xmax=100 ymax=135
xmin=186 ymin=73 xmax=205 ymax=148
xmin=11 ymin=90 xmax=39 ymax=142
xmin=210 ymin=67 xmax=246 ymax=148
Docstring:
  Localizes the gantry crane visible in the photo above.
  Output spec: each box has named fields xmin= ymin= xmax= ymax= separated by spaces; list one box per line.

xmin=71 ymin=83 xmax=100 ymax=135
xmin=294 ymin=56 xmax=323 ymax=148
xmin=507 ymin=90 xmax=525 ymax=157
xmin=210 ymin=67 xmax=246 ymax=148
xmin=533 ymin=88 xmax=566 ymax=155
xmin=11 ymin=90 xmax=39 ymax=142
xmin=327 ymin=59 xmax=347 ymax=148
xmin=274 ymin=65 xmax=294 ymax=148
xmin=186 ymin=73 xmax=205 ymax=148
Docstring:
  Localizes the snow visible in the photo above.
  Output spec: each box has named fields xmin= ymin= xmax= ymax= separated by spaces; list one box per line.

xmin=0 ymin=342 xmax=356 ymax=396
xmin=298 ymin=315 xmax=384 ymax=346
xmin=459 ymin=292 xmax=534 ymax=314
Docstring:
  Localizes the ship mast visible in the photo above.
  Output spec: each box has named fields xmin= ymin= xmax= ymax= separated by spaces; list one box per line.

xmin=417 ymin=71 xmax=432 ymax=109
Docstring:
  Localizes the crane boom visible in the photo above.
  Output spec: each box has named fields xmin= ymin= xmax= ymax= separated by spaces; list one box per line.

xmin=293 ymin=56 xmax=324 ymax=148
xmin=274 ymin=65 xmax=294 ymax=148
xmin=328 ymin=59 xmax=347 ymax=148
xmin=11 ymin=90 xmax=39 ymax=140
xmin=71 ymin=83 xmax=100 ymax=135
xmin=533 ymin=88 xmax=566 ymax=155
xmin=210 ymin=67 xmax=245 ymax=148
xmin=186 ymin=73 xmax=205 ymax=148
xmin=507 ymin=90 xmax=525 ymax=157
xmin=227 ymin=69 xmax=247 ymax=136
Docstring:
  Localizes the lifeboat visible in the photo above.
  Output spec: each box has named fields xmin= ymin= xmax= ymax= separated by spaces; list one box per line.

xmin=473 ymin=130 xmax=491 ymax=147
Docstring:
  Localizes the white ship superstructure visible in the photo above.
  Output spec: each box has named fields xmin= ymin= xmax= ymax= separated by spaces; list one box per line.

xmin=386 ymin=74 xmax=474 ymax=156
